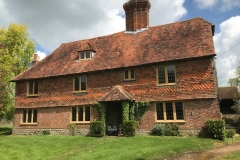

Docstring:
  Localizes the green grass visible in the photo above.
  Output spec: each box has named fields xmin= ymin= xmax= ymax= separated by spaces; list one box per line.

xmin=0 ymin=134 xmax=220 ymax=160
xmin=214 ymin=151 xmax=240 ymax=160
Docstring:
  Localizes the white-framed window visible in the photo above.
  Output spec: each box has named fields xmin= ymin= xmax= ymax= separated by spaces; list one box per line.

xmin=157 ymin=65 xmax=176 ymax=85
xmin=27 ymin=81 xmax=38 ymax=96
xmin=155 ymin=102 xmax=185 ymax=122
xmin=22 ymin=109 xmax=37 ymax=124
xmin=79 ymin=51 xmax=95 ymax=60
xmin=73 ymin=75 xmax=87 ymax=92
xmin=71 ymin=106 xmax=91 ymax=123
xmin=123 ymin=69 xmax=135 ymax=81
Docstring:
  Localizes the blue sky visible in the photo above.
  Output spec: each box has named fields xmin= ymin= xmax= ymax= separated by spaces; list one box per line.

xmin=0 ymin=0 xmax=239 ymax=87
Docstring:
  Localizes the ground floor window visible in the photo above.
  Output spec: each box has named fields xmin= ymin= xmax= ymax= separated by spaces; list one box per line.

xmin=71 ymin=106 xmax=90 ymax=123
xmin=155 ymin=102 xmax=185 ymax=122
xmin=22 ymin=109 xmax=37 ymax=124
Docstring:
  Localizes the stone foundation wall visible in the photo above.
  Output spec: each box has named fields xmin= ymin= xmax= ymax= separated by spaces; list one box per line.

xmin=12 ymin=128 xmax=90 ymax=136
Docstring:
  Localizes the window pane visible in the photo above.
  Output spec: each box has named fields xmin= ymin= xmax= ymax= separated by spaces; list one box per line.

xmin=85 ymin=106 xmax=90 ymax=121
xmin=124 ymin=70 xmax=129 ymax=79
xmin=130 ymin=69 xmax=135 ymax=79
xmin=72 ymin=107 xmax=76 ymax=121
xmin=29 ymin=82 xmax=33 ymax=94
xmin=33 ymin=109 xmax=37 ymax=123
xmin=22 ymin=110 xmax=27 ymax=123
xmin=78 ymin=107 xmax=83 ymax=121
xmin=28 ymin=110 xmax=32 ymax=123
xmin=81 ymin=76 xmax=87 ymax=91
xmin=156 ymin=103 xmax=164 ymax=120
xmin=176 ymin=102 xmax=184 ymax=120
xmin=74 ymin=77 xmax=80 ymax=91
xmin=158 ymin=67 xmax=166 ymax=84
xmin=86 ymin=52 xmax=91 ymax=58
xmin=34 ymin=81 xmax=38 ymax=94
xmin=80 ymin=53 xmax=85 ymax=59
xmin=167 ymin=66 xmax=175 ymax=83
xmin=166 ymin=103 xmax=174 ymax=120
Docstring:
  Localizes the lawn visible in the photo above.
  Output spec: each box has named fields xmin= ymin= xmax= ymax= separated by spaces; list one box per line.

xmin=214 ymin=151 xmax=240 ymax=160
xmin=0 ymin=132 xmax=221 ymax=160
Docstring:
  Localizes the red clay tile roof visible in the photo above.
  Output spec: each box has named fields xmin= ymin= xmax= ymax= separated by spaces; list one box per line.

xmin=12 ymin=17 xmax=215 ymax=82
xmin=99 ymin=85 xmax=135 ymax=102
xmin=16 ymin=83 xmax=216 ymax=109
xmin=219 ymin=86 xmax=239 ymax=99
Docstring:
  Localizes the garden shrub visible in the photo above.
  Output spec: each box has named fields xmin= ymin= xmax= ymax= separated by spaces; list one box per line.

xmin=205 ymin=119 xmax=225 ymax=140
xmin=225 ymin=129 xmax=236 ymax=138
xmin=42 ymin=130 xmax=50 ymax=135
xmin=123 ymin=120 xmax=137 ymax=137
xmin=150 ymin=123 xmax=166 ymax=136
xmin=150 ymin=123 xmax=180 ymax=136
xmin=90 ymin=121 xmax=105 ymax=137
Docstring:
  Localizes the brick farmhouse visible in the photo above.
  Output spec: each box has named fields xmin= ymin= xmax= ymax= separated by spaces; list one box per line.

xmin=11 ymin=0 xmax=220 ymax=135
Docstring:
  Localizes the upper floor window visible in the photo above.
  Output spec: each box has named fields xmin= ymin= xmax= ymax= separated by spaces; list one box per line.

xmin=124 ymin=69 xmax=135 ymax=81
xmin=157 ymin=65 xmax=176 ymax=85
xmin=22 ymin=109 xmax=37 ymax=124
xmin=71 ymin=106 xmax=91 ymax=123
xmin=73 ymin=75 xmax=87 ymax=92
xmin=28 ymin=81 xmax=38 ymax=96
xmin=155 ymin=102 xmax=185 ymax=122
xmin=79 ymin=51 xmax=95 ymax=60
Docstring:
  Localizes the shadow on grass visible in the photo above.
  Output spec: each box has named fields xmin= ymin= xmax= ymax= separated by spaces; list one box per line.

xmin=0 ymin=127 xmax=12 ymax=136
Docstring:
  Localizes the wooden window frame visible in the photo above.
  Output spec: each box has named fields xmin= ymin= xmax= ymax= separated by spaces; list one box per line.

xmin=123 ymin=69 xmax=135 ymax=81
xmin=71 ymin=106 xmax=91 ymax=124
xmin=155 ymin=102 xmax=185 ymax=123
xmin=73 ymin=75 xmax=87 ymax=92
xmin=156 ymin=65 xmax=176 ymax=86
xmin=27 ymin=81 xmax=39 ymax=96
xmin=21 ymin=109 xmax=37 ymax=124
xmin=79 ymin=51 xmax=93 ymax=60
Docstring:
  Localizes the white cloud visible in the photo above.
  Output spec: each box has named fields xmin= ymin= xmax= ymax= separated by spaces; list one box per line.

xmin=214 ymin=16 xmax=240 ymax=86
xmin=221 ymin=0 xmax=240 ymax=11
xmin=193 ymin=0 xmax=216 ymax=9
xmin=36 ymin=51 xmax=47 ymax=61
xmin=0 ymin=0 xmax=187 ymax=52
xmin=194 ymin=0 xmax=240 ymax=11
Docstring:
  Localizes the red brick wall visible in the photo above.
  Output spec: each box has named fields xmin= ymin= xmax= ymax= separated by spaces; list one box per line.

xmin=13 ymin=106 xmax=99 ymax=130
xmin=139 ymin=99 xmax=220 ymax=131
xmin=14 ymin=57 xmax=219 ymax=133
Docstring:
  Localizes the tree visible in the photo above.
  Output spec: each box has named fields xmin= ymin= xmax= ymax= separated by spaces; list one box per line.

xmin=228 ymin=66 xmax=240 ymax=91
xmin=0 ymin=23 xmax=35 ymax=121
xmin=228 ymin=66 xmax=240 ymax=114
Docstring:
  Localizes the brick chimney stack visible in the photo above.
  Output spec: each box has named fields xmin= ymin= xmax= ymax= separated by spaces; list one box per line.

xmin=123 ymin=0 xmax=151 ymax=31
xmin=32 ymin=53 xmax=39 ymax=65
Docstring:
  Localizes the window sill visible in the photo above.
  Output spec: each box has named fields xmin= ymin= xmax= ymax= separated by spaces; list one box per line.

xmin=27 ymin=94 xmax=39 ymax=98
xmin=123 ymin=79 xmax=136 ymax=81
xmin=70 ymin=121 xmax=90 ymax=124
xmin=20 ymin=123 xmax=37 ymax=126
xmin=155 ymin=120 xmax=185 ymax=123
xmin=157 ymin=83 xmax=176 ymax=87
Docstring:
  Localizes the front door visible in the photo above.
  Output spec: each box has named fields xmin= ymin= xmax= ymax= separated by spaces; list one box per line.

xmin=106 ymin=102 xmax=122 ymax=135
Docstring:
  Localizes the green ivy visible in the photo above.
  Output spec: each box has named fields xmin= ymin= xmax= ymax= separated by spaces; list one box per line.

xmin=130 ymin=100 xmax=150 ymax=121
xmin=93 ymin=102 xmax=106 ymax=123
xmin=122 ymin=101 xmax=129 ymax=121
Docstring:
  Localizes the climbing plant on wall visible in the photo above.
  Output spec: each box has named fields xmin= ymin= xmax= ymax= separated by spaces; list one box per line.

xmin=93 ymin=102 xmax=106 ymax=123
xmin=122 ymin=101 xmax=130 ymax=121
xmin=130 ymin=100 xmax=150 ymax=121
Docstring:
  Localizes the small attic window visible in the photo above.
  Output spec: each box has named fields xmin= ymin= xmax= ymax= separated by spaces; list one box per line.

xmin=79 ymin=51 xmax=95 ymax=60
